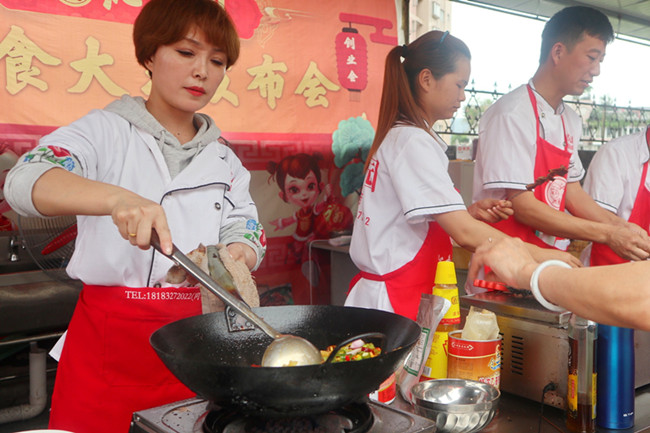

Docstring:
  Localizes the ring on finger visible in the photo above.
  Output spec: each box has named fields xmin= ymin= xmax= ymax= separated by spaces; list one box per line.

xmin=129 ymin=233 xmax=137 ymax=237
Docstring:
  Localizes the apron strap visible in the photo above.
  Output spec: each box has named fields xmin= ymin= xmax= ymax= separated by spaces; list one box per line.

xmin=526 ymin=84 xmax=568 ymax=151
xmin=348 ymin=222 xmax=451 ymax=320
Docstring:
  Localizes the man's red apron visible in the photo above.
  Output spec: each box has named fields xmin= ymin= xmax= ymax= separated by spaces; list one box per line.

xmin=492 ymin=85 xmax=572 ymax=250
xmin=349 ymin=222 xmax=452 ymax=320
xmin=49 ymin=284 xmax=202 ymax=433
xmin=591 ymin=127 xmax=650 ymax=265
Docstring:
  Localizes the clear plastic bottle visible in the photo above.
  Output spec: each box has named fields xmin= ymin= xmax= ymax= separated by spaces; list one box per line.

xmin=566 ymin=314 xmax=598 ymax=433
xmin=420 ymin=261 xmax=460 ymax=381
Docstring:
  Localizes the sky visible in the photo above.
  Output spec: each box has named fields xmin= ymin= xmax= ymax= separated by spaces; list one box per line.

xmin=450 ymin=2 xmax=650 ymax=108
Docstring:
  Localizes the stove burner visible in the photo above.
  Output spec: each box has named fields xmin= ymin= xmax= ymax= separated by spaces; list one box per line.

xmin=203 ymin=402 xmax=374 ymax=433
xmin=130 ymin=397 xmax=435 ymax=433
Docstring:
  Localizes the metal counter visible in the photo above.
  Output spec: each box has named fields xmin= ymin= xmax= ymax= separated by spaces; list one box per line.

xmin=485 ymin=385 xmax=650 ymax=433
xmin=392 ymin=385 xmax=650 ymax=433
xmin=0 ymin=269 xmax=81 ymax=339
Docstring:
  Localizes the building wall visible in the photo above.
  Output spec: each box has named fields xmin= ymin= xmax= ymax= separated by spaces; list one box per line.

xmin=409 ymin=0 xmax=452 ymax=41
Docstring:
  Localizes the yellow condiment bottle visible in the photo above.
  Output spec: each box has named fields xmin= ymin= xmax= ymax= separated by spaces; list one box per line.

xmin=420 ymin=261 xmax=460 ymax=381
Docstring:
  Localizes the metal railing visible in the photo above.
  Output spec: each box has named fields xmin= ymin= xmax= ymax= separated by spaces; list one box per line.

xmin=435 ymin=81 xmax=650 ymax=150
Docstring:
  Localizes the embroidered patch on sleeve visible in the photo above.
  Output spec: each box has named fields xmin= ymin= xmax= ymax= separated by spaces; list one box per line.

xmin=23 ymin=146 xmax=76 ymax=171
xmin=244 ymin=219 xmax=267 ymax=256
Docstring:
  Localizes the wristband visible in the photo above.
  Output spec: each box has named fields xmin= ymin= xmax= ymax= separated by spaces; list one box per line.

xmin=529 ymin=260 xmax=570 ymax=312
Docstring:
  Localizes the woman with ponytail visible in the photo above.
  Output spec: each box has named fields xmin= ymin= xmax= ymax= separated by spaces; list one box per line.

xmin=345 ymin=30 xmax=580 ymax=320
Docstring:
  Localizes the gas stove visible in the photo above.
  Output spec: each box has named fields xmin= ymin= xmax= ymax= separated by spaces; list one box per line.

xmin=130 ymin=397 xmax=435 ymax=433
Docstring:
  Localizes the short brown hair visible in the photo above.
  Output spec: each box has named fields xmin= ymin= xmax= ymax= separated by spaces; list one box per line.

xmin=133 ymin=0 xmax=240 ymax=70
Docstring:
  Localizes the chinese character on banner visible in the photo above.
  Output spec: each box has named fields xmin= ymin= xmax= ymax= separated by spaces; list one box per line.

xmin=0 ymin=25 xmax=62 ymax=95
xmin=335 ymin=27 xmax=368 ymax=100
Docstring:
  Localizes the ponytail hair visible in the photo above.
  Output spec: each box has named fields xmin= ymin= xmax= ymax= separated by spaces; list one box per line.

xmin=364 ymin=30 xmax=471 ymax=171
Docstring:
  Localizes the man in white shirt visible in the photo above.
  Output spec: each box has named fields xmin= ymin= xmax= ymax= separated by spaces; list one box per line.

xmin=473 ymin=6 xmax=650 ymax=262
xmin=583 ymin=127 xmax=650 ymax=265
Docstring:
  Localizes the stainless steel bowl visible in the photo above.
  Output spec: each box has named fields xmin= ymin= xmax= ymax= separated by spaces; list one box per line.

xmin=410 ymin=379 xmax=500 ymax=433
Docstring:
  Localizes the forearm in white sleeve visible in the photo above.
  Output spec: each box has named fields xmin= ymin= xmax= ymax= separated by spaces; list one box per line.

xmin=4 ymin=163 xmax=59 ymax=217
xmin=220 ymin=220 xmax=266 ymax=271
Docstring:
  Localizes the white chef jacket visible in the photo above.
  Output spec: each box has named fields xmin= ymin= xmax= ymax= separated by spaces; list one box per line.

xmin=346 ymin=125 xmax=465 ymax=311
xmin=5 ymin=109 xmax=259 ymax=287
xmin=473 ymin=82 xmax=585 ymax=202
xmin=583 ymin=130 xmax=650 ymax=221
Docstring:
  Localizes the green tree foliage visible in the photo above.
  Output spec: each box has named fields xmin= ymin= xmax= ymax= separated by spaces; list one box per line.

xmin=331 ymin=115 xmax=375 ymax=196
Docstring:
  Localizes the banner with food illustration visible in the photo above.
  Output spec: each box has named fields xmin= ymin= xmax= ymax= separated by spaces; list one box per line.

xmin=0 ymin=0 xmax=395 ymax=304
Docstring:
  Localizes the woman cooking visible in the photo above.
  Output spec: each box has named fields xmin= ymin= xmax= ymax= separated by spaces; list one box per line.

xmin=3 ymin=1 xmax=265 ymax=432
xmin=345 ymin=30 xmax=580 ymax=320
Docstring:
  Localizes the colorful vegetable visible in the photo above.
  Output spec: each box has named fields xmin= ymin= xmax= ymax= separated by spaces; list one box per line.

xmin=320 ymin=339 xmax=381 ymax=363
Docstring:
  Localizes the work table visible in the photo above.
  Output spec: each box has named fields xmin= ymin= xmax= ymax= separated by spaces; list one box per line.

xmin=483 ymin=386 xmax=650 ymax=433
xmin=310 ymin=238 xmax=650 ymax=432
xmin=393 ymin=385 xmax=650 ymax=432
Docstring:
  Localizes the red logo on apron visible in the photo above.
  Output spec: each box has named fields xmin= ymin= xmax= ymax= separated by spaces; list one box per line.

xmin=566 ymin=135 xmax=575 ymax=152
xmin=365 ymin=159 xmax=379 ymax=192
xmin=545 ymin=176 xmax=567 ymax=210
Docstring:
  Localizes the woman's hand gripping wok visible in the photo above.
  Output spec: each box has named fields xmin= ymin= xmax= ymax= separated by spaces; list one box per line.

xmin=28 ymin=167 xmax=174 ymax=255
xmin=111 ymin=191 xmax=173 ymax=255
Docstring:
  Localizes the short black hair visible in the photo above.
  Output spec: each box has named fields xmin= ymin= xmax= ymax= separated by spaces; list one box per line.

xmin=539 ymin=6 xmax=614 ymax=64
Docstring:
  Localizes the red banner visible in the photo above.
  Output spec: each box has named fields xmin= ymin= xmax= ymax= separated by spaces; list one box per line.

xmin=0 ymin=0 xmax=396 ymax=304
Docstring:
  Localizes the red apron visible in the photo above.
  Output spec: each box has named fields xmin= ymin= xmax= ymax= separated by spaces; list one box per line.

xmin=349 ymin=221 xmax=452 ymax=320
xmin=492 ymin=85 xmax=572 ymax=250
xmin=49 ymin=284 xmax=202 ymax=433
xmin=591 ymin=127 xmax=650 ymax=265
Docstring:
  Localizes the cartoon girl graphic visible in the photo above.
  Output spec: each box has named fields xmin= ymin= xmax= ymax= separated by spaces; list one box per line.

xmin=267 ymin=153 xmax=332 ymax=264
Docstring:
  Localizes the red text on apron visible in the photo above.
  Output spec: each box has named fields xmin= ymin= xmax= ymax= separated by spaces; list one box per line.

xmin=349 ymin=221 xmax=452 ymax=320
xmin=49 ymin=284 xmax=202 ymax=433
xmin=492 ymin=85 xmax=572 ymax=250
xmin=591 ymin=127 xmax=650 ymax=265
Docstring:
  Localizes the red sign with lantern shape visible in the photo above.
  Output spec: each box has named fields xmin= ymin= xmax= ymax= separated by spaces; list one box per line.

xmin=335 ymin=27 xmax=369 ymax=92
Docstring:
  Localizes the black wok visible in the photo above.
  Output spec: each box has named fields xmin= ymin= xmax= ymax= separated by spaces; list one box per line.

xmin=150 ymin=304 xmax=420 ymax=417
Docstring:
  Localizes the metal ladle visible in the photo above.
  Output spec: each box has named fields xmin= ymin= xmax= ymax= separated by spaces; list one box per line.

xmin=150 ymin=232 xmax=323 ymax=367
